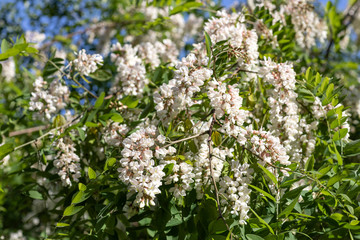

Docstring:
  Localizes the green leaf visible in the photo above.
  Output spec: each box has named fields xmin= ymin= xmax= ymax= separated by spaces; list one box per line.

xmin=278 ymin=194 xmax=300 ymax=218
xmin=258 ymin=163 xmax=278 ymax=186
xmin=333 ymin=128 xmax=348 ymax=141
xmin=110 ymin=113 xmax=123 ymax=123
xmin=204 ymin=31 xmax=212 ymax=59
xmin=305 ymin=156 xmax=315 ymax=171
xmin=211 ymin=131 xmax=222 ymax=147
xmin=89 ymin=69 xmax=112 ymax=81
xmin=104 ymin=157 xmax=116 ymax=171
xmin=0 ymin=48 xmax=20 ymax=60
xmin=78 ymin=183 xmax=87 ymax=191
xmin=327 ymin=174 xmax=342 ymax=187
xmin=248 ymin=184 xmax=276 ymax=202
xmin=1 ymin=39 xmax=10 ymax=53
xmin=28 ymin=190 xmax=43 ymax=200
xmin=246 ymin=234 xmax=265 ymax=240
xmin=72 ymin=191 xmax=91 ymax=205
xmin=250 ymin=208 xmax=275 ymax=234
xmin=72 ymin=191 xmax=84 ymax=204
xmin=344 ymin=139 xmax=360 ymax=157
xmin=170 ymin=2 xmax=202 ymax=15
xmin=94 ymin=92 xmax=105 ymax=109
xmin=77 ymin=127 xmax=86 ymax=141
xmin=53 ymin=114 xmax=66 ymax=128
xmin=56 ymin=223 xmax=70 ymax=228
xmin=0 ymin=143 xmax=14 ymax=160
xmin=63 ymin=205 xmax=84 ymax=217
xmin=121 ymin=96 xmax=139 ymax=108
xmin=88 ymin=167 xmax=96 ymax=179
xmin=25 ymin=47 xmax=38 ymax=54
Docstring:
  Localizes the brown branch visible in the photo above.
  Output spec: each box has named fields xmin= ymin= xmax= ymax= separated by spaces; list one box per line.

xmin=207 ymin=114 xmax=233 ymax=240
xmin=325 ymin=1 xmax=360 ymax=58
xmin=9 ymin=125 xmax=49 ymax=137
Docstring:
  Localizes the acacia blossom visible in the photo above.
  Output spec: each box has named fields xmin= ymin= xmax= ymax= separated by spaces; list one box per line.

xmin=118 ymin=125 xmax=175 ymax=208
xmin=110 ymin=43 xmax=147 ymax=97
xmin=250 ymin=0 xmax=327 ymax=49
xmin=72 ymin=49 xmax=103 ymax=76
xmin=260 ymin=58 xmax=303 ymax=162
xmin=0 ymin=58 xmax=15 ymax=82
xmin=154 ymin=53 xmax=212 ymax=123
xmin=219 ymin=161 xmax=253 ymax=224
xmin=204 ymin=10 xmax=259 ymax=70
xmin=29 ymin=77 xmax=69 ymax=120
xmin=54 ymin=137 xmax=81 ymax=186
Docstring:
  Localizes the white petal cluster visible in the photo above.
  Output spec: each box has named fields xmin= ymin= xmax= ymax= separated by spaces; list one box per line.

xmin=137 ymin=39 xmax=179 ymax=68
xmin=219 ymin=161 xmax=253 ymax=224
xmin=260 ymin=58 xmax=303 ymax=162
xmin=312 ymin=96 xmax=330 ymax=119
xmin=245 ymin=126 xmax=291 ymax=166
xmin=110 ymin=43 xmax=148 ymax=97
xmin=251 ymin=0 xmax=327 ymax=49
xmin=121 ymin=3 xmax=203 ymax=49
xmin=207 ymin=78 xmax=250 ymax=134
xmin=191 ymin=136 xmax=230 ymax=199
xmin=204 ymin=10 xmax=259 ymax=69
xmin=282 ymin=0 xmax=327 ymax=49
xmin=8 ymin=230 xmax=26 ymax=240
xmin=0 ymin=58 xmax=15 ymax=82
xmin=54 ymin=137 xmax=81 ymax=186
xmin=29 ymin=77 xmax=70 ymax=120
xmin=25 ymin=30 xmax=46 ymax=47
xmin=72 ymin=49 xmax=103 ymax=76
xmin=163 ymin=160 xmax=195 ymax=199
xmin=103 ymin=122 xmax=129 ymax=147
xmin=154 ymin=53 xmax=212 ymax=123
xmin=118 ymin=126 xmax=175 ymax=208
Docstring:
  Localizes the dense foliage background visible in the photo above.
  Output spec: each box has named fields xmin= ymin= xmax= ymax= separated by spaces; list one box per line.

xmin=1 ymin=0 xmax=360 ymax=239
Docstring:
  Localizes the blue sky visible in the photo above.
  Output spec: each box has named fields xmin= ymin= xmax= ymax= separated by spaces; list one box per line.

xmin=222 ymin=0 xmax=348 ymax=9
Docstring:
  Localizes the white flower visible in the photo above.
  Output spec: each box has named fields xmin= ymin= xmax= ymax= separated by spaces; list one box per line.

xmin=29 ymin=77 xmax=69 ymax=120
xmin=72 ymin=49 xmax=103 ymax=76
xmin=54 ymin=137 xmax=81 ymax=186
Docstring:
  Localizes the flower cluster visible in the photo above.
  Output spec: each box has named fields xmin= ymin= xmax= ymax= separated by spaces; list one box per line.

xmin=154 ymin=53 xmax=212 ymax=122
xmin=207 ymin=78 xmax=250 ymax=136
xmin=72 ymin=49 xmax=103 ymax=76
xmin=29 ymin=77 xmax=69 ymax=119
xmin=204 ymin=10 xmax=259 ymax=69
xmin=103 ymin=122 xmax=129 ymax=147
xmin=191 ymin=136 xmax=230 ymax=199
xmin=244 ymin=126 xmax=291 ymax=167
xmin=251 ymin=0 xmax=327 ymax=49
xmin=0 ymin=58 xmax=15 ymax=82
xmin=54 ymin=137 xmax=81 ymax=186
xmin=118 ymin=125 xmax=175 ymax=208
xmin=110 ymin=43 xmax=147 ymax=97
xmin=260 ymin=58 xmax=303 ymax=162
xmin=25 ymin=30 xmax=46 ymax=47
xmin=137 ymin=39 xmax=179 ymax=68
xmin=163 ymin=159 xmax=195 ymax=199
xmin=282 ymin=0 xmax=327 ymax=49
xmin=122 ymin=3 xmax=203 ymax=48
xmin=219 ymin=161 xmax=253 ymax=224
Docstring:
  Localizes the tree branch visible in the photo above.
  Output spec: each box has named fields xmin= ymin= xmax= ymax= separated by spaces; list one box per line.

xmin=207 ymin=114 xmax=233 ymax=240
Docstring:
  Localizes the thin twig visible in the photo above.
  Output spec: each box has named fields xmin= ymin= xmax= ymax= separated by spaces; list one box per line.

xmin=325 ymin=1 xmax=360 ymax=58
xmin=9 ymin=125 xmax=49 ymax=137
xmin=14 ymin=114 xmax=82 ymax=151
xmin=207 ymin=114 xmax=233 ymax=240
xmin=163 ymin=133 xmax=206 ymax=148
